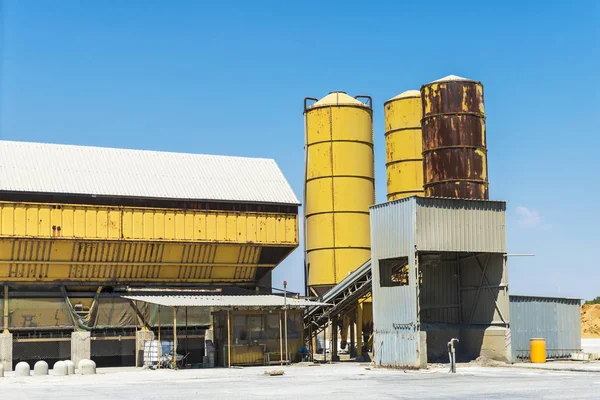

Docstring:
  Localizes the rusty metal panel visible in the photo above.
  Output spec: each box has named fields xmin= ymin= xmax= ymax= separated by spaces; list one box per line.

xmin=415 ymin=197 xmax=506 ymax=253
xmin=370 ymin=198 xmax=421 ymax=368
xmin=0 ymin=140 xmax=299 ymax=205
xmin=421 ymin=76 xmax=488 ymax=199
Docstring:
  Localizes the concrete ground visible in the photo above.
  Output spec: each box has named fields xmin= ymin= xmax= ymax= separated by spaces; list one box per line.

xmin=1 ymin=363 xmax=599 ymax=399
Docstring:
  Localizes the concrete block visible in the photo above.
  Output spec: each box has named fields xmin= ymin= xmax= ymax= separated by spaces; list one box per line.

xmin=71 ymin=332 xmax=91 ymax=368
xmin=34 ymin=360 xmax=49 ymax=375
xmin=64 ymin=360 xmax=75 ymax=375
xmin=53 ymin=361 xmax=68 ymax=376
xmin=78 ymin=359 xmax=96 ymax=375
xmin=0 ymin=332 xmax=12 ymax=372
xmin=419 ymin=331 xmax=428 ymax=369
xmin=15 ymin=361 xmax=30 ymax=377
xmin=460 ymin=326 xmax=511 ymax=363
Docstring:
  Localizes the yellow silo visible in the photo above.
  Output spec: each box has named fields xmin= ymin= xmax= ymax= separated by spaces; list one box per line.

xmin=384 ymin=90 xmax=424 ymax=201
xmin=304 ymin=92 xmax=375 ymax=297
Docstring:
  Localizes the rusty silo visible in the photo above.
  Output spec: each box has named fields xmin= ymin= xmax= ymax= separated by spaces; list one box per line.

xmin=384 ymin=90 xmax=424 ymax=201
xmin=303 ymin=92 xmax=374 ymax=297
xmin=420 ymin=75 xmax=488 ymax=199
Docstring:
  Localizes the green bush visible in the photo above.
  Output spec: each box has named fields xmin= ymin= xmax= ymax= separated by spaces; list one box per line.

xmin=585 ymin=297 xmax=600 ymax=305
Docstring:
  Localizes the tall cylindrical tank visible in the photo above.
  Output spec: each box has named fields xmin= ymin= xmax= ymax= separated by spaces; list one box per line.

xmin=420 ymin=75 xmax=488 ymax=199
xmin=384 ymin=90 xmax=424 ymax=201
xmin=304 ymin=92 xmax=374 ymax=297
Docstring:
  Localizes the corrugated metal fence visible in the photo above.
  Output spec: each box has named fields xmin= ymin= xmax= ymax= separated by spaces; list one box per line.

xmin=510 ymin=295 xmax=581 ymax=360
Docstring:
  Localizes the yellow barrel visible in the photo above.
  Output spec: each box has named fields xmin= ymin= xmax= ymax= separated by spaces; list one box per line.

xmin=530 ymin=338 xmax=547 ymax=363
xmin=384 ymin=90 xmax=424 ymax=201
xmin=304 ymin=92 xmax=374 ymax=297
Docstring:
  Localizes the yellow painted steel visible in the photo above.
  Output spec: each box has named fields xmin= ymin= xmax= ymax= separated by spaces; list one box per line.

xmin=530 ymin=338 xmax=547 ymax=363
xmin=304 ymin=93 xmax=374 ymax=295
xmin=384 ymin=90 xmax=424 ymax=201
xmin=0 ymin=201 xmax=298 ymax=284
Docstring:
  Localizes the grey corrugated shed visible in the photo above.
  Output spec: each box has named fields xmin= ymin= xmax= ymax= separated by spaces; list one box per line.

xmin=370 ymin=197 xmax=506 ymax=254
xmin=0 ymin=140 xmax=300 ymax=205
xmin=122 ymin=294 xmax=327 ymax=308
xmin=510 ymin=295 xmax=581 ymax=360
xmin=371 ymin=198 xmax=421 ymax=368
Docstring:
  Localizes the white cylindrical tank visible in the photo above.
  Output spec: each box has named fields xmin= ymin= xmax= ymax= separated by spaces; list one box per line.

xmin=15 ymin=361 xmax=30 ymax=377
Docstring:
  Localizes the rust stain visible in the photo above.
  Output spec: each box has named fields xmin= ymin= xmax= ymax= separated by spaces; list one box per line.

xmin=421 ymin=80 xmax=488 ymax=199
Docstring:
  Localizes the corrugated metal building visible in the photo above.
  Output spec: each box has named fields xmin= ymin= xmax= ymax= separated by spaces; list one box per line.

xmin=510 ymin=295 xmax=581 ymax=360
xmin=370 ymin=197 xmax=510 ymax=368
xmin=0 ymin=140 xmax=301 ymax=369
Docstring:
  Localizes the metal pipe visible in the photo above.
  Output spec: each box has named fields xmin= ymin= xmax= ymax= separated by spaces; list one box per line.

xmin=172 ymin=307 xmax=177 ymax=370
xmin=227 ymin=309 xmax=232 ymax=368
xmin=3 ymin=285 xmax=8 ymax=333
xmin=448 ymin=338 xmax=459 ymax=373
xmin=283 ymin=280 xmax=288 ymax=365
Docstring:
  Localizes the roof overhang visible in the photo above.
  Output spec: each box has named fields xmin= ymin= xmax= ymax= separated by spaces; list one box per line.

xmin=122 ymin=294 xmax=328 ymax=309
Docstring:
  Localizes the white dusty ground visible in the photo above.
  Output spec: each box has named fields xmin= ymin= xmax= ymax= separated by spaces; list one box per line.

xmin=582 ymin=338 xmax=600 ymax=354
xmin=1 ymin=363 xmax=599 ymax=399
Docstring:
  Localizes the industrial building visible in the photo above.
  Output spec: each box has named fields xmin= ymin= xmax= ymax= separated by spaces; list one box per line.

xmin=0 ymin=140 xmax=304 ymax=370
xmin=0 ymin=73 xmax=582 ymax=372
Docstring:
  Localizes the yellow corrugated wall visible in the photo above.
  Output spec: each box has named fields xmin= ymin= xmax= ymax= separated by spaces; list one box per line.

xmin=384 ymin=91 xmax=424 ymax=200
xmin=0 ymin=201 xmax=298 ymax=284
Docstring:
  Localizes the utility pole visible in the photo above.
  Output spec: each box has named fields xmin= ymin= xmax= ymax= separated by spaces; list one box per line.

xmin=283 ymin=280 xmax=288 ymax=365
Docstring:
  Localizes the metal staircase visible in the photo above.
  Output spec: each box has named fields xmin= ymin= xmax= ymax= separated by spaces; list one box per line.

xmin=304 ymin=259 xmax=372 ymax=338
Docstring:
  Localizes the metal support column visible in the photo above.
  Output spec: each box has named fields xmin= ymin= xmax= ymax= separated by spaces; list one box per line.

xmin=331 ymin=316 xmax=339 ymax=362
xmin=283 ymin=281 xmax=288 ymax=365
xmin=172 ymin=307 xmax=178 ymax=370
xmin=158 ymin=306 xmax=161 ymax=369
xmin=279 ymin=310 xmax=283 ymax=366
xmin=3 ymin=286 xmax=8 ymax=333
xmin=227 ymin=309 xmax=231 ymax=368
xmin=356 ymin=303 xmax=363 ymax=358
xmin=350 ymin=310 xmax=356 ymax=358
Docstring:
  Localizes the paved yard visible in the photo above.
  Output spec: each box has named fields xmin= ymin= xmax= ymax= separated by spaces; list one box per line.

xmin=1 ymin=363 xmax=598 ymax=399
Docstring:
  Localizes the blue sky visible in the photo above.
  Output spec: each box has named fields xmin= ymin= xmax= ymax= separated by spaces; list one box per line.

xmin=1 ymin=1 xmax=598 ymax=298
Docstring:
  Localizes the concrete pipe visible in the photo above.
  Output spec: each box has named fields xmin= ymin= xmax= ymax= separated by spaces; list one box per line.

xmin=64 ymin=360 xmax=75 ymax=375
xmin=53 ymin=361 xmax=68 ymax=376
xmin=34 ymin=360 xmax=49 ymax=376
xmin=78 ymin=359 xmax=96 ymax=375
xmin=15 ymin=361 xmax=31 ymax=377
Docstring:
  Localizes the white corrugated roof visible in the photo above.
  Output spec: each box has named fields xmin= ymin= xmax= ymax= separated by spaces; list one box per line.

xmin=122 ymin=294 xmax=328 ymax=308
xmin=0 ymin=141 xmax=300 ymax=205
